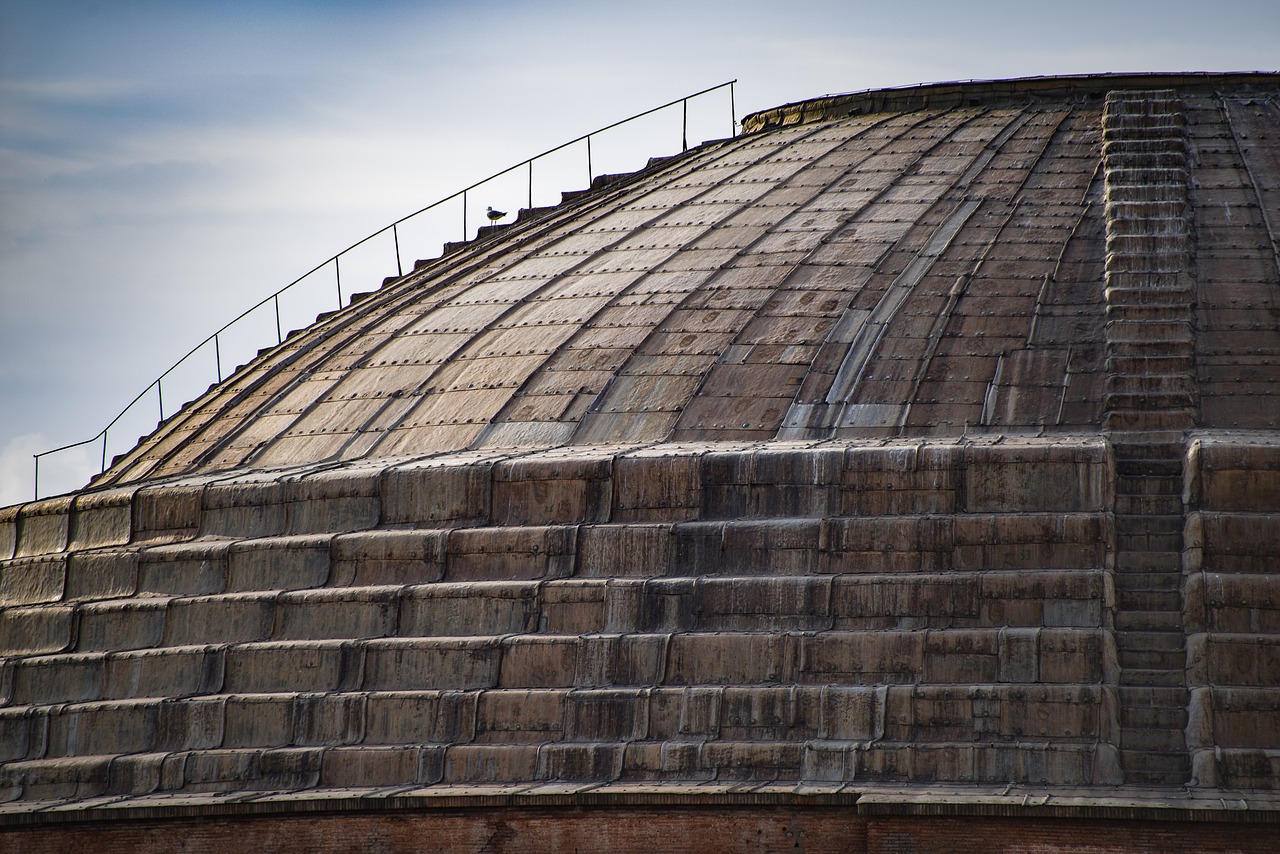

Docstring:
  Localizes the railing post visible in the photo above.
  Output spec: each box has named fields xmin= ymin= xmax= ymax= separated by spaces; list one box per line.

xmin=586 ymin=135 xmax=593 ymax=186
xmin=683 ymin=98 xmax=688 ymax=151
xmin=274 ymin=294 xmax=282 ymax=345
xmin=462 ymin=191 xmax=468 ymax=241
xmin=157 ymin=380 xmax=164 ymax=422
xmin=335 ymin=256 xmax=342 ymax=310
xmin=393 ymin=224 xmax=403 ymax=277
xmin=102 ymin=431 xmax=109 ymax=472
xmin=730 ymin=81 xmax=736 ymax=136
xmin=33 ymin=454 xmax=39 ymax=501
xmin=215 ymin=333 xmax=223 ymax=383
xmin=528 ymin=160 xmax=534 ymax=211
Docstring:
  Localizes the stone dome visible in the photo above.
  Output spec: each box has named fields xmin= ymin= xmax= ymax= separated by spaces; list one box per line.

xmin=1 ymin=72 xmax=1278 ymax=852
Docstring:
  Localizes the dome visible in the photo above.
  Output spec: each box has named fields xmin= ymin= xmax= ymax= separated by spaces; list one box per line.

xmin=1 ymin=72 xmax=1278 ymax=851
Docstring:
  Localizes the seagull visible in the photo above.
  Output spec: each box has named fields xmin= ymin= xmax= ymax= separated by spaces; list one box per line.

xmin=486 ymin=206 xmax=507 ymax=222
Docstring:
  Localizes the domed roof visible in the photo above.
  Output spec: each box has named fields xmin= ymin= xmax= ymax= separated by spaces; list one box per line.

xmin=2 ymin=74 xmax=1279 ymax=840
xmin=91 ymin=72 xmax=1280 ymax=488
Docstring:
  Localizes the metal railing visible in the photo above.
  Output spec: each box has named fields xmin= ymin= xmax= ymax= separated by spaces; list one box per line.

xmin=32 ymin=81 xmax=738 ymax=501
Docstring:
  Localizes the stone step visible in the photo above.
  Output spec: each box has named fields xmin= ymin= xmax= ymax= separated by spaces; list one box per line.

xmin=1116 ymin=531 xmax=1182 ymax=552
xmin=1114 ymin=495 xmax=1184 ymax=516
xmin=1115 ymin=458 xmax=1183 ymax=478
xmin=1114 ymin=572 xmax=1181 ymax=593
xmin=1119 ymin=749 xmax=1190 ymax=785
xmin=1120 ymin=705 xmax=1186 ymax=730
xmin=1105 ymin=374 xmax=1195 ymax=397
xmin=1116 ymin=588 xmax=1181 ymax=612
xmin=1114 ymin=514 xmax=1183 ymax=535
xmin=1103 ymin=392 xmax=1197 ymax=413
xmin=1105 ymin=335 xmax=1194 ymax=356
xmin=1118 ymin=647 xmax=1185 ymax=670
xmin=1118 ymin=667 xmax=1186 ymax=687
xmin=1120 ymin=725 xmax=1187 ymax=753
xmin=1115 ymin=610 xmax=1183 ymax=632
xmin=1105 ymin=355 xmax=1194 ymax=377
xmin=1103 ymin=409 xmax=1196 ymax=432
xmin=1117 ymin=684 xmax=1187 ymax=707
xmin=1114 ymin=476 xmax=1182 ymax=497
xmin=1115 ymin=630 xmax=1185 ymax=652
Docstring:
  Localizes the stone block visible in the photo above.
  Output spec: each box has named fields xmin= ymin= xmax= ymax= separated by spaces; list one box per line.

xmin=797 ymin=632 xmax=923 ymax=684
xmin=647 ymin=686 xmax=722 ymax=739
xmin=106 ymin=646 xmax=224 ymax=699
xmin=818 ymin=685 xmax=887 ymax=741
xmin=363 ymin=691 xmax=477 ymax=745
xmin=320 ymin=745 xmax=427 ymax=788
xmin=0 ymin=755 xmax=111 ymax=801
xmin=666 ymin=633 xmax=793 ymax=685
xmin=12 ymin=654 xmax=103 ymax=704
xmin=567 ymin=689 xmax=650 ymax=741
xmin=281 ymin=468 xmax=381 ymax=535
xmin=156 ymin=696 xmax=225 ymax=751
xmin=363 ymin=638 xmax=501 ymax=691
xmin=181 ymin=749 xmax=258 ymax=792
xmin=106 ymin=751 xmax=165 ymax=796
xmin=45 ymin=699 xmax=158 ymax=757
xmin=275 ymin=588 xmax=400 ymax=641
xmin=491 ymin=454 xmax=612 ymax=525
xmin=329 ymin=529 xmax=447 ymax=586
xmin=922 ymin=629 xmax=999 ymax=683
xmin=164 ymin=593 xmax=276 ymax=646
xmin=997 ymin=627 xmax=1041 ymax=683
xmin=252 ymin=746 xmax=326 ymax=790
xmin=222 ymin=641 xmax=344 ymax=694
xmin=68 ymin=487 xmax=137 ymax=551
xmin=576 ymin=634 xmax=669 ymax=687
xmin=227 ymin=534 xmax=332 ymax=592
xmin=700 ymin=740 xmax=803 ymax=779
xmin=76 ymin=599 xmax=168 ymax=652
xmin=964 ymin=444 xmax=1107 ymax=512
xmin=381 ymin=457 xmax=495 ymax=526
xmin=132 ymin=482 xmax=203 ymax=544
xmin=831 ymin=574 xmax=977 ymax=628
xmin=294 ymin=692 xmax=366 ymax=745
xmin=0 ymin=708 xmax=36 ymax=762
xmin=136 ymin=540 xmax=230 ymax=596
xmin=64 ymin=549 xmax=138 ymax=602
xmin=14 ymin=497 xmax=72 ymax=558
xmin=401 ymin=582 xmax=538 ymax=637
xmin=0 ymin=504 xmax=17 ymax=562
xmin=605 ymin=578 xmax=694 ymax=632
xmin=0 ymin=555 xmax=66 ymax=606
xmin=499 ymin=635 xmax=578 ymax=688
xmin=446 ymin=526 xmax=576 ymax=581
xmin=539 ymin=580 xmax=609 ymax=633
xmin=223 ymin=694 xmax=295 ymax=747
xmin=695 ymin=576 xmax=831 ymax=631
xmin=199 ymin=481 xmax=286 ymax=539
xmin=0 ymin=605 xmax=72 ymax=655
xmin=475 ymin=688 xmax=567 ymax=743
xmin=718 ymin=519 xmax=823 ymax=575
xmin=1037 ymin=629 xmax=1105 ymax=683
xmin=612 ymin=451 xmax=701 ymax=522
xmin=442 ymin=743 xmax=539 ymax=783
xmin=620 ymin=740 xmax=714 ymax=780
xmin=538 ymin=742 xmax=624 ymax=781
xmin=1202 ymin=635 xmax=1280 ymax=687
xmin=577 ymin=524 xmax=674 ymax=578
xmin=718 ymin=685 xmax=820 ymax=740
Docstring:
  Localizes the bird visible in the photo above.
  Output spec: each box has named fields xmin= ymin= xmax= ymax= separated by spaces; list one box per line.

xmin=486 ymin=206 xmax=507 ymax=222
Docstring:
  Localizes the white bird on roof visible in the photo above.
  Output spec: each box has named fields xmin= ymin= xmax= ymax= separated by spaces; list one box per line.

xmin=486 ymin=206 xmax=507 ymax=222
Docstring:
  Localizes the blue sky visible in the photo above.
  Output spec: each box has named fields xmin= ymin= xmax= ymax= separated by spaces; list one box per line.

xmin=2 ymin=0 xmax=1277 ymax=503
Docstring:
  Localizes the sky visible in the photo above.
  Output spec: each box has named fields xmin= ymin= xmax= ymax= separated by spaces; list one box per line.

xmin=1 ymin=0 xmax=1276 ymax=505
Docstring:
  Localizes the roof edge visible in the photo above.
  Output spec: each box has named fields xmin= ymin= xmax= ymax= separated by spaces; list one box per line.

xmin=741 ymin=71 xmax=1280 ymax=133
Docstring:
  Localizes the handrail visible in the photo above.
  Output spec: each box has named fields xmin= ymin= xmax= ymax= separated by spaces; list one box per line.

xmin=31 ymin=81 xmax=738 ymax=501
